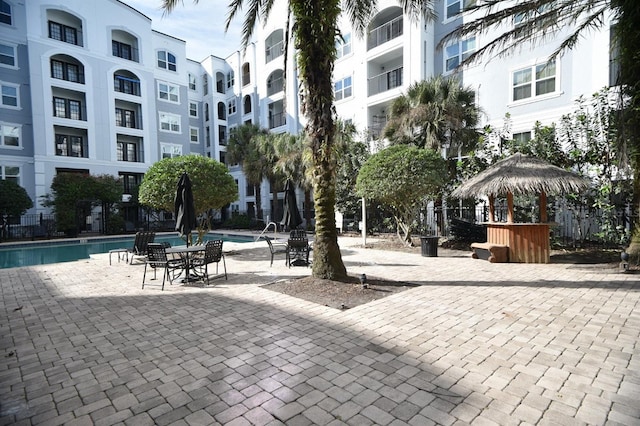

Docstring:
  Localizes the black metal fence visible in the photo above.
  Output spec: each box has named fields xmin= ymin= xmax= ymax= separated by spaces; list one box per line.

xmin=1 ymin=202 xmax=634 ymax=248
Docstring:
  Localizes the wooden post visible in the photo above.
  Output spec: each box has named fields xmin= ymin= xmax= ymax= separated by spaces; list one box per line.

xmin=539 ymin=191 xmax=547 ymax=223
xmin=488 ymin=194 xmax=495 ymax=222
xmin=507 ymin=192 xmax=514 ymax=223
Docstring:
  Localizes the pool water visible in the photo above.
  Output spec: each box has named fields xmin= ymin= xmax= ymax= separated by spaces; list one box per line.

xmin=0 ymin=234 xmax=252 ymax=269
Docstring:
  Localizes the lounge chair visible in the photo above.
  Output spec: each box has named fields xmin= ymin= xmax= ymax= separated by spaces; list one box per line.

xmin=191 ymin=240 xmax=227 ymax=284
xmin=128 ymin=231 xmax=156 ymax=264
xmin=142 ymin=243 xmax=185 ymax=290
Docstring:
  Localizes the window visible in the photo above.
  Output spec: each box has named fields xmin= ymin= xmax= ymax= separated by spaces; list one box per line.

xmin=1 ymin=82 xmax=18 ymax=107
xmin=218 ymin=125 xmax=227 ymax=145
xmin=114 ymin=73 xmax=140 ymax=95
xmin=203 ymin=74 xmax=208 ymax=95
xmin=112 ymin=40 xmax=133 ymax=60
xmin=242 ymin=63 xmax=250 ymax=86
xmin=53 ymin=97 xmax=83 ymax=120
xmin=243 ymin=95 xmax=252 ymax=114
xmin=117 ymin=138 xmax=142 ymax=162
xmin=55 ymin=134 xmax=86 ymax=157
xmin=0 ymin=43 xmax=16 ymax=67
xmin=158 ymin=81 xmax=179 ymax=103
xmin=512 ymin=131 xmax=532 ymax=145
xmin=159 ymin=112 xmax=180 ymax=133
xmin=189 ymin=74 xmax=197 ymax=90
xmin=217 ymin=102 xmax=226 ymax=120
xmin=205 ymin=126 xmax=210 ymax=147
xmin=190 ymin=127 xmax=199 ymax=143
xmin=1 ymin=165 xmax=19 ymax=184
xmin=219 ymin=151 xmax=226 ymax=165
xmin=161 ymin=143 xmax=182 ymax=158
xmin=0 ymin=0 xmax=11 ymax=25
xmin=48 ymin=21 xmax=79 ymax=45
xmin=157 ymin=50 xmax=177 ymax=71
xmin=444 ymin=37 xmax=476 ymax=72
xmin=189 ymin=102 xmax=198 ymax=117
xmin=336 ymin=33 xmax=352 ymax=59
xmin=227 ymin=71 xmax=234 ymax=89
xmin=51 ymin=59 xmax=84 ymax=83
xmin=119 ymin=172 xmax=143 ymax=194
xmin=216 ymin=72 xmax=225 ymax=93
xmin=115 ymin=108 xmax=137 ymax=128
xmin=267 ymin=71 xmax=284 ymax=96
xmin=445 ymin=0 xmax=475 ymax=20
xmin=0 ymin=123 xmax=19 ymax=147
xmin=334 ymin=76 xmax=352 ymax=100
xmin=228 ymin=99 xmax=236 ymax=116
xmin=512 ymin=60 xmax=557 ymax=101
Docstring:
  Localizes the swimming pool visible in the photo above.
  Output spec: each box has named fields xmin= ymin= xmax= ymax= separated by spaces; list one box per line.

xmin=0 ymin=233 xmax=254 ymax=269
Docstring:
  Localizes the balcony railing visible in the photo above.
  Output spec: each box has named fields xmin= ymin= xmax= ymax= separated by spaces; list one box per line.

xmin=368 ymin=66 xmax=403 ymax=96
xmin=269 ymin=111 xmax=286 ymax=129
xmin=266 ymin=40 xmax=284 ymax=63
xmin=267 ymin=76 xmax=284 ymax=96
xmin=367 ymin=16 xmax=403 ymax=50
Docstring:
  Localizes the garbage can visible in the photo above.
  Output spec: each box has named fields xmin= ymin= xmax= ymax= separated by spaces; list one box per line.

xmin=420 ymin=236 xmax=439 ymax=257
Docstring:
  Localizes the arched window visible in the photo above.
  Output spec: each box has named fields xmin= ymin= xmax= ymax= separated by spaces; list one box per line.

xmin=243 ymin=95 xmax=252 ymax=114
xmin=242 ymin=63 xmax=250 ymax=86
xmin=157 ymin=50 xmax=177 ymax=71
xmin=51 ymin=54 xmax=85 ymax=84
xmin=217 ymin=102 xmax=226 ymax=120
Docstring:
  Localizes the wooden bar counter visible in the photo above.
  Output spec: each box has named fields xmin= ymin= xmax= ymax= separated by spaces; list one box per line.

xmin=486 ymin=222 xmax=551 ymax=263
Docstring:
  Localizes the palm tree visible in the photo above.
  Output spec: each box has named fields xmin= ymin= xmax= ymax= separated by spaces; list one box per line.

xmin=227 ymin=124 xmax=269 ymax=222
xmin=383 ymin=76 xmax=480 ymax=153
xmin=163 ymin=0 xmax=436 ymax=280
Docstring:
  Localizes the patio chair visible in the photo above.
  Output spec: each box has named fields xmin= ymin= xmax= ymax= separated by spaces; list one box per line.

xmin=287 ymin=231 xmax=310 ymax=267
xmin=265 ymin=236 xmax=288 ymax=267
xmin=128 ymin=231 xmax=156 ymax=264
xmin=142 ymin=243 xmax=185 ymax=290
xmin=191 ymin=240 xmax=227 ymax=284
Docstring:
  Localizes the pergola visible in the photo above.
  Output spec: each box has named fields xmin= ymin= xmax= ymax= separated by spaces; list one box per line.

xmin=452 ymin=153 xmax=589 ymax=263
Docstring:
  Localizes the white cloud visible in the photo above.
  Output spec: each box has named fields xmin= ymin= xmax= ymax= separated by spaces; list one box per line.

xmin=122 ymin=0 xmax=244 ymax=61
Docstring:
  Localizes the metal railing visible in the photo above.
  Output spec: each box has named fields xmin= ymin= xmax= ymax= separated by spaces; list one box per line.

xmin=368 ymin=66 xmax=403 ymax=96
xmin=367 ymin=16 xmax=403 ymax=50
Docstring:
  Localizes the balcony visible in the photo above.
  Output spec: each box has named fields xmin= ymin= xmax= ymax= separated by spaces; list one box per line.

xmin=269 ymin=111 xmax=286 ymax=129
xmin=368 ymin=66 xmax=403 ymax=96
xmin=368 ymin=16 xmax=403 ymax=50
xmin=266 ymin=40 xmax=284 ymax=63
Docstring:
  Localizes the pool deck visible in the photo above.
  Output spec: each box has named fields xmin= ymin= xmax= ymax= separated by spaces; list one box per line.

xmin=1 ymin=235 xmax=639 ymax=425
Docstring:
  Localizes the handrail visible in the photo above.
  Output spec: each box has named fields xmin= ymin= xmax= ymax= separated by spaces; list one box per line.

xmin=255 ymin=221 xmax=280 ymax=242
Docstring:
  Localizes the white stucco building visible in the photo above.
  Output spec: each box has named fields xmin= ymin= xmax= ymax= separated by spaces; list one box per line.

xmin=0 ymin=0 xmax=615 ymax=230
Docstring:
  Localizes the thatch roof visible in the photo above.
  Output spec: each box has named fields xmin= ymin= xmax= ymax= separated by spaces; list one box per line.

xmin=452 ymin=153 xmax=589 ymax=198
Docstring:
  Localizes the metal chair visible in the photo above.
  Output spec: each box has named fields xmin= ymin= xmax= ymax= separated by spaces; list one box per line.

xmin=287 ymin=231 xmax=310 ymax=267
xmin=191 ymin=240 xmax=227 ymax=284
xmin=142 ymin=243 xmax=185 ymax=290
xmin=264 ymin=236 xmax=288 ymax=267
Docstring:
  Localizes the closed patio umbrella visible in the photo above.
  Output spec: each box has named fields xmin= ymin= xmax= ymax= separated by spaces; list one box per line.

xmin=280 ymin=180 xmax=303 ymax=231
xmin=175 ymin=172 xmax=197 ymax=246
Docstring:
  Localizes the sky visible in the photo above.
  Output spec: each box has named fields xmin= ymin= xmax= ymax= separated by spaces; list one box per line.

xmin=121 ymin=0 xmax=244 ymax=62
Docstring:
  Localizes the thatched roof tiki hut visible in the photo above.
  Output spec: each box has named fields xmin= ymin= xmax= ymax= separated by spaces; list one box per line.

xmin=452 ymin=153 xmax=589 ymax=263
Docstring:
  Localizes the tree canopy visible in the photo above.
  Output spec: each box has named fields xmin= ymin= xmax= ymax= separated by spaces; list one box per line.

xmin=138 ymin=155 xmax=237 ymax=217
xmin=0 ymin=180 xmax=33 ymax=217
xmin=356 ymin=145 xmax=447 ymax=245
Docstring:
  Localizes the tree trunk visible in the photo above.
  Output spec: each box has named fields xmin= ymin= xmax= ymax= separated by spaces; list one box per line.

xmin=255 ymin=185 xmax=263 ymax=222
xmin=292 ymin=0 xmax=347 ymax=280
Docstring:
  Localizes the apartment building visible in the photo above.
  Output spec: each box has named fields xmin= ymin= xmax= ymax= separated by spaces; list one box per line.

xmin=0 ymin=0 xmax=614 ymax=227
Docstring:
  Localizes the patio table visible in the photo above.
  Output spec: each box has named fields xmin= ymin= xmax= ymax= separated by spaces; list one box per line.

xmin=166 ymin=244 xmax=206 ymax=282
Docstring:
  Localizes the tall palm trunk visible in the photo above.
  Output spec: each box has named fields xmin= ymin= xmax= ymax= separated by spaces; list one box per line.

xmin=292 ymin=0 xmax=347 ymax=279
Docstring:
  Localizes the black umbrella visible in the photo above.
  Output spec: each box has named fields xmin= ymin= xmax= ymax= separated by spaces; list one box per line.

xmin=280 ymin=180 xmax=303 ymax=231
xmin=175 ymin=172 xmax=197 ymax=246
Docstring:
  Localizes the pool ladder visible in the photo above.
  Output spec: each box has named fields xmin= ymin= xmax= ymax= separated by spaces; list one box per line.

xmin=255 ymin=221 xmax=280 ymax=243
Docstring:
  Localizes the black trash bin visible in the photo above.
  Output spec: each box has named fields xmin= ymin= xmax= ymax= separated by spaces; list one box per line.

xmin=420 ymin=236 xmax=439 ymax=257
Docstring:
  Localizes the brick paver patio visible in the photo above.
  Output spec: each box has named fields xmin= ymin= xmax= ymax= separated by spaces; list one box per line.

xmin=1 ymin=236 xmax=639 ymax=425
